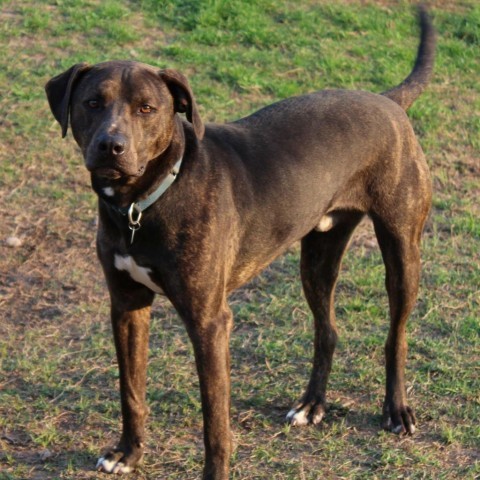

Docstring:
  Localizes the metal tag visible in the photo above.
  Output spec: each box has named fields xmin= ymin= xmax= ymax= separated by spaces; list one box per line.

xmin=127 ymin=203 xmax=143 ymax=245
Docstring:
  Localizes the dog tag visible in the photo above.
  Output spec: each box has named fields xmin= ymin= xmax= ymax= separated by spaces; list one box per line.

xmin=127 ymin=203 xmax=143 ymax=245
xmin=129 ymin=223 xmax=140 ymax=244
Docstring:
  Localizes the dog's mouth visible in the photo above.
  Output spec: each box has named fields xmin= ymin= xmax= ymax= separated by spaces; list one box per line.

xmin=92 ymin=167 xmax=124 ymax=180
xmin=90 ymin=164 xmax=146 ymax=180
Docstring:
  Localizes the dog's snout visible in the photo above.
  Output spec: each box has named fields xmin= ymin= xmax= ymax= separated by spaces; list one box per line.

xmin=97 ymin=133 xmax=127 ymax=157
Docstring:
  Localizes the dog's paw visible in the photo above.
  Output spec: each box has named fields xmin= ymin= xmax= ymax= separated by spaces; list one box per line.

xmin=96 ymin=450 xmax=139 ymax=474
xmin=382 ymin=404 xmax=416 ymax=435
xmin=97 ymin=456 xmax=133 ymax=474
xmin=286 ymin=401 xmax=325 ymax=426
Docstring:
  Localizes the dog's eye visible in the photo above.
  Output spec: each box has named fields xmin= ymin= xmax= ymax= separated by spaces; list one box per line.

xmin=139 ymin=104 xmax=153 ymax=114
xmin=87 ymin=100 xmax=100 ymax=109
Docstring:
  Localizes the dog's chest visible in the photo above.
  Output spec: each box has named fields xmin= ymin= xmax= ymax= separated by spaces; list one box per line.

xmin=114 ymin=254 xmax=164 ymax=294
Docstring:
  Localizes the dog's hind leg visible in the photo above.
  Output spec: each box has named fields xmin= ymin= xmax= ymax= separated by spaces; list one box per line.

xmin=287 ymin=212 xmax=363 ymax=426
xmin=372 ymin=211 xmax=427 ymax=435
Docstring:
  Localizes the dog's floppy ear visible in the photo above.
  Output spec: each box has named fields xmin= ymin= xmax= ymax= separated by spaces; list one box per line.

xmin=45 ymin=63 xmax=90 ymax=138
xmin=159 ymin=69 xmax=205 ymax=140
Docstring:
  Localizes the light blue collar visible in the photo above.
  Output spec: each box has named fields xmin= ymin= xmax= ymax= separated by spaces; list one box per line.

xmin=103 ymin=157 xmax=182 ymax=244
xmin=128 ymin=157 xmax=182 ymax=216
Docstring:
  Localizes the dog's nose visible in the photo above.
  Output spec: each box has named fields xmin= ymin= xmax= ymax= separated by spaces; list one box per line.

xmin=97 ymin=134 xmax=126 ymax=157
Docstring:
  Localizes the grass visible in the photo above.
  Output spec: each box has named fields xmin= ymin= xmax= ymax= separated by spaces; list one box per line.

xmin=0 ymin=0 xmax=479 ymax=479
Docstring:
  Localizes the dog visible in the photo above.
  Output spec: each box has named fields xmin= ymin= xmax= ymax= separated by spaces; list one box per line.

xmin=45 ymin=7 xmax=435 ymax=479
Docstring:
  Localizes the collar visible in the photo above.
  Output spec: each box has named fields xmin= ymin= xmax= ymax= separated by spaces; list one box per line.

xmin=105 ymin=157 xmax=183 ymax=217
xmin=102 ymin=157 xmax=182 ymax=245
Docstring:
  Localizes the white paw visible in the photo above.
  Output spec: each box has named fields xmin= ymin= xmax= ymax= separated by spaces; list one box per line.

xmin=311 ymin=410 xmax=325 ymax=425
xmin=286 ymin=408 xmax=309 ymax=426
xmin=390 ymin=423 xmax=416 ymax=435
xmin=392 ymin=424 xmax=404 ymax=434
xmin=96 ymin=456 xmax=133 ymax=474
xmin=286 ymin=405 xmax=325 ymax=426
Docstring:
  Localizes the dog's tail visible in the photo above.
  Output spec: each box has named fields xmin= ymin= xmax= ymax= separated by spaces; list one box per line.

xmin=382 ymin=5 xmax=435 ymax=111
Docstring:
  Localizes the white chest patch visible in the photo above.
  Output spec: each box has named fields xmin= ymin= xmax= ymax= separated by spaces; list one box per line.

xmin=103 ymin=187 xmax=115 ymax=197
xmin=114 ymin=254 xmax=164 ymax=294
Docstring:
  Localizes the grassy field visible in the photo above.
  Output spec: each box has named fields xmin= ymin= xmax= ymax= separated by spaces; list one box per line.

xmin=0 ymin=0 xmax=479 ymax=479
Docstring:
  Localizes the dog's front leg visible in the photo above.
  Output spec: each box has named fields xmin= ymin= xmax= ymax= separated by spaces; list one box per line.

xmin=97 ymin=299 xmax=152 ymax=474
xmin=187 ymin=306 xmax=234 ymax=480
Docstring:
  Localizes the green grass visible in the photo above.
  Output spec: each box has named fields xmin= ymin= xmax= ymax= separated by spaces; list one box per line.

xmin=1 ymin=1 xmax=479 ymax=479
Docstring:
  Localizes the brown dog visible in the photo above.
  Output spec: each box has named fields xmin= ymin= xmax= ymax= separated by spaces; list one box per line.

xmin=45 ymin=7 xmax=434 ymax=479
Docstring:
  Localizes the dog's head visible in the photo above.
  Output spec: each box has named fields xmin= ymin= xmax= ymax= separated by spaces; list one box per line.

xmin=45 ymin=61 xmax=204 ymax=183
